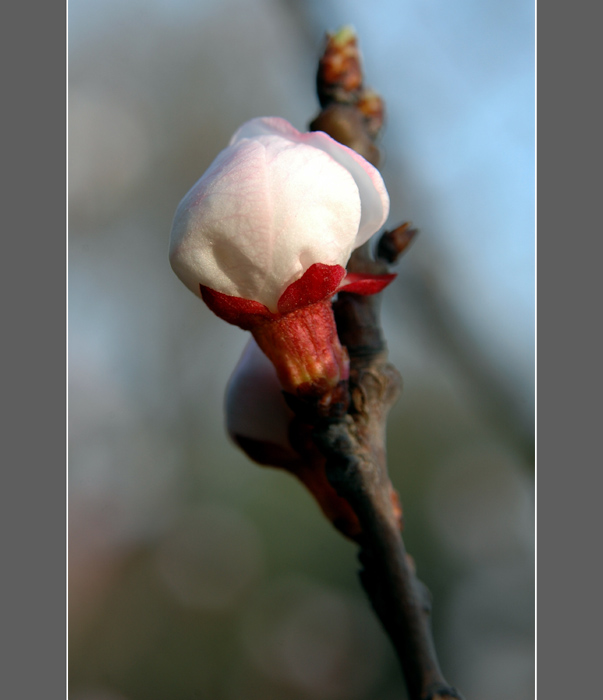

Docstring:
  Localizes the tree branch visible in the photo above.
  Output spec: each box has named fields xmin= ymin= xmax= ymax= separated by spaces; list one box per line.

xmin=297 ymin=28 xmax=463 ymax=699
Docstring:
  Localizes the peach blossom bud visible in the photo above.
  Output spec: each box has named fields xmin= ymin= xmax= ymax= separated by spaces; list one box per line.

xmin=169 ymin=117 xmax=389 ymax=312
xmin=169 ymin=116 xmax=394 ymax=400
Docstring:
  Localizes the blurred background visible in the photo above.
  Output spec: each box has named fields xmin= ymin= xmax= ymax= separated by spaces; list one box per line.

xmin=68 ymin=1 xmax=535 ymax=699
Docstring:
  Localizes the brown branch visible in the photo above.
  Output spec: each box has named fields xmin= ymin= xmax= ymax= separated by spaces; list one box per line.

xmin=298 ymin=28 xmax=463 ymax=699
xmin=325 ymin=283 xmax=461 ymax=700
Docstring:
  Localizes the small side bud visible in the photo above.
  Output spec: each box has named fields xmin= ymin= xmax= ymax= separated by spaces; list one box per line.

xmin=317 ymin=26 xmax=363 ymax=107
xmin=377 ymin=222 xmax=419 ymax=264
xmin=356 ymin=89 xmax=385 ymax=139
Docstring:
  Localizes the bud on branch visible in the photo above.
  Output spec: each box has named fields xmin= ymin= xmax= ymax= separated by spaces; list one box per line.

xmin=170 ymin=116 xmax=394 ymax=399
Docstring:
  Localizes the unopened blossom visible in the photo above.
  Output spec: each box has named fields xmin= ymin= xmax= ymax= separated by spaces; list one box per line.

xmin=170 ymin=116 xmax=394 ymax=399
xmin=226 ymin=338 xmax=362 ymax=539
xmin=225 ymin=338 xmax=403 ymax=539
xmin=225 ymin=337 xmax=297 ymax=466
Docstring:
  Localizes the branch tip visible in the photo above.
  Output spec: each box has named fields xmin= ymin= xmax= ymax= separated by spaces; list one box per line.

xmin=377 ymin=222 xmax=419 ymax=263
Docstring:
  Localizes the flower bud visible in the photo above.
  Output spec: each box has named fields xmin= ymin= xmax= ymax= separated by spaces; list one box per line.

xmin=169 ymin=116 xmax=394 ymax=399
xmin=225 ymin=338 xmax=298 ymax=467
xmin=226 ymin=339 xmax=362 ymax=540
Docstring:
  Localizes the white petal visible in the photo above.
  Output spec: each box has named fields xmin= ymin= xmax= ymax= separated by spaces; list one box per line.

xmin=301 ymin=130 xmax=390 ymax=246
xmin=233 ymin=117 xmax=390 ymax=246
xmin=170 ymin=129 xmax=361 ymax=311
xmin=169 ymin=117 xmax=389 ymax=311
xmin=225 ymin=338 xmax=294 ymax=451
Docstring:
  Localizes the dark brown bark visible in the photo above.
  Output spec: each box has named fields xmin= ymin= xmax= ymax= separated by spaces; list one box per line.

xmin=295 ymin=28 xmax=463 ymax=699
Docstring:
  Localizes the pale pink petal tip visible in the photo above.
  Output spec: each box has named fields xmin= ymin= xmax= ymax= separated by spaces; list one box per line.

xmin=231 ymin=117 xmax=389 ymax=245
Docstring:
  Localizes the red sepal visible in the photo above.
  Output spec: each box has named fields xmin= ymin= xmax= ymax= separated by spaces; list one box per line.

xmin=200 ymin=285 xmax=277 ymax=330
xmin=200 ymin=266 xmax=395 ymax=331
xmin=337 ymin=271 xmax=397 ymax=295
xmin=277 ymin=263 xmax=346 ymax=315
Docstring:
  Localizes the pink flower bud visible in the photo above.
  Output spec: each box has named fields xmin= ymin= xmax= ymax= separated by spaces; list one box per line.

xmin=225 ymin=338 xmax=297 ymax=465
xmin=225 ymin=339 xmax=362 ymax=540
xmin=169 ymin=117 xmax=390 ymax=311
xmin=169 ymin=117 xmax=395 ymax=399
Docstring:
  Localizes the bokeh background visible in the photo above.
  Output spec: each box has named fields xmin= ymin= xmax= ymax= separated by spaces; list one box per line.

xmin=68 ymin=1 xmax=535 ymax=699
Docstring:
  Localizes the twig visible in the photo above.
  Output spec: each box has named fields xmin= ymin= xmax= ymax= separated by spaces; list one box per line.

xmin=298 ymin=28 xmax=462 ymax=699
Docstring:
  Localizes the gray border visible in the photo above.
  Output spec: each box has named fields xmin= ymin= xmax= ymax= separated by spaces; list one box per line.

xmin=536 ymin=2 xmax=599 ymax=697
xmin=3 ymin=5 xmax=66 ymax=700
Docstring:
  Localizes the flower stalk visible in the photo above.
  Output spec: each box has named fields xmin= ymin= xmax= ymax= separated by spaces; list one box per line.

xmin=251 ymin=299 xmax=349 ymax=398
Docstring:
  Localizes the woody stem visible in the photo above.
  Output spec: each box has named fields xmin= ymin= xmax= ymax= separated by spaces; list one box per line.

xmin=308 ymin=279 xmax=462 ymax=700
xmin=304 ymin=27 xmax=463 ymax=698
